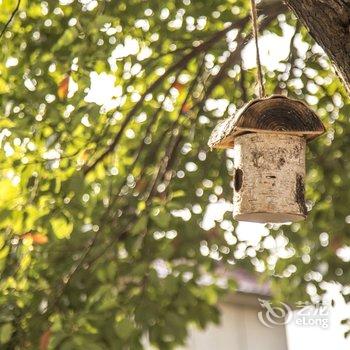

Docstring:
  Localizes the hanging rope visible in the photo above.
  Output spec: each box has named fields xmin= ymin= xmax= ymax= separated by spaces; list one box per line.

xmin=250 ymin=0 xmax=265 ymax=98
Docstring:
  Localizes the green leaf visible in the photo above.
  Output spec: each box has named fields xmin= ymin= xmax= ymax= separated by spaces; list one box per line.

xmin=131 ymin=216 xmax=148 ymax=234
xmin=151 ymin=207 xmax=171 ymax=229
xmin=115 ymin=319 xmax=135 ymax=340
xmin=0 ymin=323 xmax=13 ymax=344
xmin=53 ymin=28 xmax=79 ymax=51
xmin=51 ymin=217 xmax=74 ymax=239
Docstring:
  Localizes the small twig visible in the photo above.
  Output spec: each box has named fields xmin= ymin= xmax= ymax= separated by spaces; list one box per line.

xmin=84 ymin=223 xmax=132 ymax=270
xmin=50 ymin=231 xmax=99 ymax=307
xmin=145 ymin=126 xmax=183 ymax=202
xmin=285 ymin=21 xmax=301 ymax=79
xmin=117 ymin=70 xmax=182 ymax=190
xmin=145 ymin=57 xmax=205 ymax=200
xmin=101 ymin=72 xmax=181 ymax=214
xmin=0 ymin=0 xmax=21 ymax=40
xmin=196 ymin=12 xmax=278 ymax=115
xmin=197 ymin=33 xmax=248 ymax=115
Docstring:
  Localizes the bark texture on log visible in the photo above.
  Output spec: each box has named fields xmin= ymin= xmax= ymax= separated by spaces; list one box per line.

xmin=285 ymin=0 xmax=350 ymax=94
xmin=208 ymin=95 xmax=325 ymax=149
xmin=233 ymin=133 xmax=306 ymax=223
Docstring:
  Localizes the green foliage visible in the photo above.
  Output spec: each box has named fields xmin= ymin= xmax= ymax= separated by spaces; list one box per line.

xmin=0 ymin=0 xmax=349 ymax=348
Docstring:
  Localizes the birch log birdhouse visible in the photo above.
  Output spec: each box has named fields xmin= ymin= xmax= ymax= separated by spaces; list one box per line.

xmin=208 ymin=95 xmax=325 ymax=223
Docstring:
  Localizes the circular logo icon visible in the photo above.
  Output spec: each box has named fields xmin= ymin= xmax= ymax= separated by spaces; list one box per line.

xmin=258 ymin=298 xmax=293 ymax=328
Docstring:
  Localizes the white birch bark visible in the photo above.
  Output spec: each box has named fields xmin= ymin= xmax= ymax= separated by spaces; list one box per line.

xmin=232 ymin=133 xmax=306 ymax=223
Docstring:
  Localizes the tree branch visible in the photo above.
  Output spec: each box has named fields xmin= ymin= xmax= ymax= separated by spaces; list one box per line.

xmin=195 ymin=12 xmax=278 ymax=114
xmin=285 ymin=0 xmax=350 ymax=95
xmin=83 ymin=19 xmax=249 ymax=175
xmin=104 ymin=70 xmax=182 ymax=211
xmin=145 ymin=57 xmax=206 ymax=201
xmin=83 ymin=1 xmax=285 ymax=175
xmin=0 ymin=0 xmax=21 ymax=40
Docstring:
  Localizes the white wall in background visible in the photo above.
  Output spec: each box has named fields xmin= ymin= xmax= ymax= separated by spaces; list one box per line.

xmin=182 ymin=302 xmax=288 ymax=350
xmin=287 ymin=284 xmax=350 ymax=350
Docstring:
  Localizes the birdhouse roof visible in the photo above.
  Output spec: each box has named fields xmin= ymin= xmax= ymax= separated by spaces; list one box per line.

xmin=208 ymin=95 xmax=325 ymax=149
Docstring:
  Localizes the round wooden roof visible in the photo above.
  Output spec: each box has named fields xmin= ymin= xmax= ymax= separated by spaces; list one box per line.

xmin=208 ymin=95 xmax=325 ymax=149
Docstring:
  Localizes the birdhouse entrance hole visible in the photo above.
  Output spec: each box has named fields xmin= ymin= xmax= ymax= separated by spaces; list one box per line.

xmin=234 ymin=168 xmax=243 ymax=192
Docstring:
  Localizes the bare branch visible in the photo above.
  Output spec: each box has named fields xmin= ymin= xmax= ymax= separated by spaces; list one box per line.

xmin=145 ymin=57 xmax=206 ymax=201
xmin=83 ymin=11 xmax=267 ymax=175
xmin=105 ymin=70 xmax=182 ymax=209
xmin=195 ymin=11 xmax=280 ymax=114
xmin=0 ymin=0 xmax=21 ymax=40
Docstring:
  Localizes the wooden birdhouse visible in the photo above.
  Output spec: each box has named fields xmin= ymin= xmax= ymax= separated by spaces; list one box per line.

xmin=208 ymin=95 xmax=325 ymax=223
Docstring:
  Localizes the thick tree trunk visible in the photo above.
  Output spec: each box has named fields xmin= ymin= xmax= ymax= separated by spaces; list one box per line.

xmin=285 ymin=0 xmax=350 ymax=94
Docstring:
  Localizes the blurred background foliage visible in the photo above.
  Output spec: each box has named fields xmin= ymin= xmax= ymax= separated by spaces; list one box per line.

xmin=0 ymin=0 xmax=349 ymax=348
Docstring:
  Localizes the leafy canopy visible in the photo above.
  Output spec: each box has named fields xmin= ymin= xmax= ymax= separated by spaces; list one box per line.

xmin=0 ymin=0 xmax=349 ymax=348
